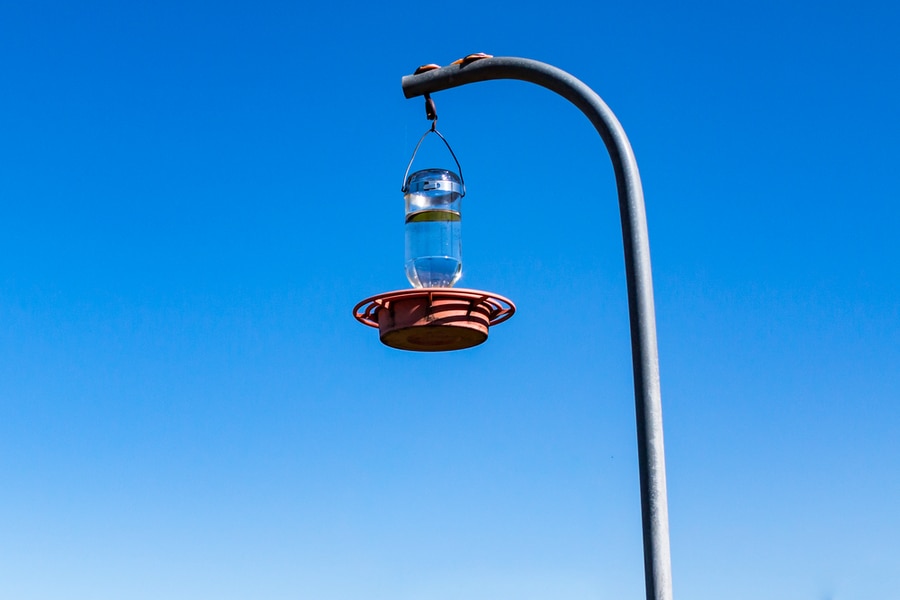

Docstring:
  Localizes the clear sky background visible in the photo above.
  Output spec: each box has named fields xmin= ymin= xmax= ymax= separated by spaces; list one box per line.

xmin=1 ymin=1 xmax=898 ymax=599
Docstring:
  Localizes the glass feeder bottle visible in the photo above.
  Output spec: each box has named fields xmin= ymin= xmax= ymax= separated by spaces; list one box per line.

xmin=404 ymin=168 xmax=463 ymax=288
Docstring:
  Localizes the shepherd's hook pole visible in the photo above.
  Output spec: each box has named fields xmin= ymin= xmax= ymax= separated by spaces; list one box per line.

xmin=401 ymin=56 xmax=673 ymax=600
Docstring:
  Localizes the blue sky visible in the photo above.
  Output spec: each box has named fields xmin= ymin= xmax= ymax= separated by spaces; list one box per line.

xmin=1 ymin=1 xmax=898 ymax=599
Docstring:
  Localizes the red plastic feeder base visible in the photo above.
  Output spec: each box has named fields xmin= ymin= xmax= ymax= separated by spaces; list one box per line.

xmin=353 ymin=288 xmax=516 ymax=352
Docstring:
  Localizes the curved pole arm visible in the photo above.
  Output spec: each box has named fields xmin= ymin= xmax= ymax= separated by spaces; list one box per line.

xmin=402 ymin=56 xmax=673 ymax=600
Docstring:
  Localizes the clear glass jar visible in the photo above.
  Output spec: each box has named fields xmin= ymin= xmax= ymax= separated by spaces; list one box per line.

xmin=404 ymin=169 xmax=462 ymax=288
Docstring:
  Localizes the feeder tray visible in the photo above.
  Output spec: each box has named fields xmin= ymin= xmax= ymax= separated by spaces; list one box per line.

xmin=353 ymin=288 xmax=516 ymax=352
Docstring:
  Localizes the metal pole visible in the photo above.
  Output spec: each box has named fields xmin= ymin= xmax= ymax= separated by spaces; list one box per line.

xmin=401 ymin=56 xmax=673 ymax=600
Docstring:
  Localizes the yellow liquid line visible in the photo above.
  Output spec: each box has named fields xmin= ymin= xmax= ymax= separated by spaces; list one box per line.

xmin=406 ymin=209 xmax=461 ymax=224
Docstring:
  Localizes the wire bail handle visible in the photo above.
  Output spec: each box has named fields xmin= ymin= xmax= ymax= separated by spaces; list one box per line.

xmin=401 ymin=120 xmax=467 ymax=197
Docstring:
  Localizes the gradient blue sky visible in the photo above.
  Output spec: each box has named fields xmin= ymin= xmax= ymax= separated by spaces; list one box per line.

xmin=1 ymin=1 xmax=898 ymax=599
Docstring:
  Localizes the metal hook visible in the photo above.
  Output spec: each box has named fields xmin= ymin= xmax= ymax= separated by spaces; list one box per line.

xmin=424 ymin=93 xmax=438 ymax=121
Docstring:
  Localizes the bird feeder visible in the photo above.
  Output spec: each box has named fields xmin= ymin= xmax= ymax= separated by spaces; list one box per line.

xmin=353 ymin=123 xmax=515 ymax=351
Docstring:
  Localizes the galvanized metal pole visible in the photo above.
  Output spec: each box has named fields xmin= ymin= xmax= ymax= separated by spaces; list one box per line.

xmin=401 ymin=56 xmax=673 ymax=600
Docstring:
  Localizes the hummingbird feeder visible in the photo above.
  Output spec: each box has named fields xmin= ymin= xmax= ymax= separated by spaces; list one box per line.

xmin=353 ymin=118 xmax=515 ymax=352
